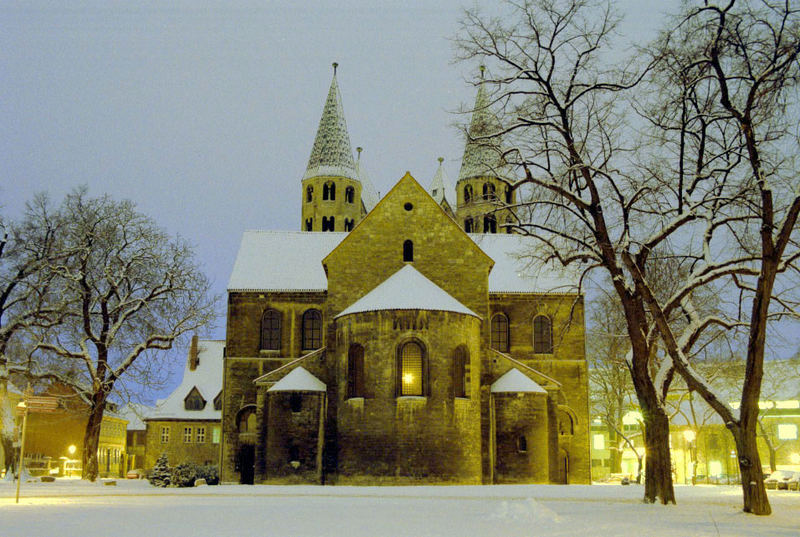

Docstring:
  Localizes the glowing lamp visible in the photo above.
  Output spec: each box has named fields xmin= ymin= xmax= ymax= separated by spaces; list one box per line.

xmin=683 ymin=430 xmax=696 ymax=443
xmin=403 ymin=373 xmax=414 ymax=385
xmin=67 ymin=445 xmax=76 ymax=455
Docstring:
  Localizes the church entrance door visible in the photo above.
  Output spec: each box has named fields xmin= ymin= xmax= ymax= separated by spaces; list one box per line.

xmin=239 ymin=445 xmax=255 ymax=485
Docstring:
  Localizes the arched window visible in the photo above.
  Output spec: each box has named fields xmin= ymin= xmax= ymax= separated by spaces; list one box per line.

xmin=464 ymin=218 xmax=473 ymax=233
xmin=260 ymin=309 xmax=281 ymax=350
xmin=533 ymin=315 xmax=553 ymax=354
xmin=344 ymin=218 xmax=354 ymax=231
xmin=323 ymin=181 xmax=336 ymax=200
xmin=322 ymin=216 xmax=335 ymax=231
xmin=305 ymin=218 xmax=313 ymax=231
xmin=484 ymin=214 xmax=497 ymax=233
xmin=237 ymin=406 xmax=257 ymax=434
xmin=347 ymin=344 xmax=365 ymax=398
xmin=464 ymin=184 xmax=473 ymax=204
xmin=403 ymin=240 xmax=413 ymax=262
xmin=491 ymin=313 xmax=509 ymax=352
xmin=306 ymin=186 xmax=313 ymax=202
xmin=483 ymin=182 xmax=496 ymax=200
xmin=397 ymin=341 xmax=424 ymax=396
xmin=345 ymin=186 xmax=355 ymax=203
xmin=301 ymin=309 xmax=322 ymax=350
xmin=558 ymin=409 xmax=574 ymax=436
xmin=505 ymin=186 xmax=512 ymax=204
xmin=453 ymin=346 xmax=469 ymax=398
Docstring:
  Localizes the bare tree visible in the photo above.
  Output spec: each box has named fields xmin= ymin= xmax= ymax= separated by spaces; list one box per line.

xmin=31 ymin=188 xmax=217 ymax=481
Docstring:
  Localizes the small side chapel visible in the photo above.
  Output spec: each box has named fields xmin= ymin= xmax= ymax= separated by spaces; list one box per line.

xmin=220 ymin=65 xmax=590 ymax=485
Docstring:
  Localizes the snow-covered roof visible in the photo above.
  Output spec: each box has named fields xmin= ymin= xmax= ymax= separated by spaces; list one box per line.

xmin=491 ymin=368 xmax=547 ymax=394
xmin=7 ymin=382 xmax=23 ymax=396
xmin=146 ymin=340 xmax=225 ymax=421
xmin=336 ymin=265 xmax=480 ymax=319
xmin=356 ymin=149 xmax=380 ymax=211
xmin=458 ymin=78 xmax=513 ymax=183
xmin=228 ymin=233 xmax=580 ymax=294
xmin=302 ymin=66 xmax=358 ymax=182
xmin=267 ymin=366 xmax=326 ymax=393
xmin=429 ymin=157 xmax=455 ymax=207
xmin=227 ymin=231 xmax=345 ymax=291
xmin=118 ymin=403 xmax=154 ymax=430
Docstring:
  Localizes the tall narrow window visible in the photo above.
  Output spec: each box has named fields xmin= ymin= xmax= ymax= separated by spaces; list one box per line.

xmin=483 ymin=182 xmax=496 ymax=200
xmin=484 ymin=214 xmax=497 ymax=233
xmin=491 ymin=313 xmax=509 ymax=352
xmin=464 ymin=184 xmax=473 ymax=204
xmin=344 ymin=218 xmax=354 ymax=231
xmin=464 ymin=218 xmax=473 ymax=233
xmin=453 ymin=346 xmax=468 ymax=398
xmin=261 ymin=309 xmax=281 ymax=350
xmin=160 ymin=426 xmax=170 ymax=444
xmin=517 ymin=435 xmax=528 ymax=453
xmin=403 ymin=240 xmax=413 ymax=262
xmin=323 ymin=181 xmax=336 ymax=200
xmin=398 ymin=341 xmax=424 ymax=396
xmin=533 ymin=315 xmax=553 ymax=354
xmin=505 ymin=187 xmax=512 ymax=204
xmin=238 ymin=407 xmax=257 ymax=433
xmin=305 ymin=218 xmax=313 ymax=231
xmin=306 ymin=186 xmax=313 ymax=202
xmin=347 ymin=344 xmax=365 ymax=398
xmin=345 ymin=186 xmax=355 ymax=203
xmin=301 ymin=309 xmax=322 ymax=350
xmin=322 ymin=216 xmax=335 ymax=231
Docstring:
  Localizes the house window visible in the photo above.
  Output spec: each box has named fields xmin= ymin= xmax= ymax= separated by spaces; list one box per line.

xmin=261 ymin=309 xmax=281 ymax=350
xmin=347 ymin=344 xmax=365 ymax=398
xmin=778 ymin=424 xmax=798 ymax=440
xmin=344 ymin=218 xmax=354 ymax=231
xmin=491 ymin=313 xmax=509 ymax=352
xmin=301 ymin=309 xmax=322 ymax=350
xmin=290 ymin=393 xmax=302 ymax=413
xmin=403 ymin=240 xmax=413 ymax=262
xmin=306 ymin=185 xmax=313 ymax=202
xmin=483 ymin=182 xmax=496 ymax=200
xmin=213 ymin=391 xmax=223 ymax=411
xmin=517 ymin=435 xmax=527 ymax=453
xmin=453 ymin=346 xmax=468 ymax=398
xmin=323 ymin=181 xmax=336 ymax=200
xmin=484 ymin=214 xmax=497 ymax=233
xmin=345 ymin=186 xmax=355 ymax=203
xmin=593 ymin=434 xmax=605 ymax=450
xmin=464 ymin=218 xmax=473 ymax=233
xmin=398 ymin=341 xmax=424 ymax=396
xmin=322 ymin=216 xmax=335 ymax=231
xmin=160 ymin=426 xmax=170 ymax=444
xmin=183 ymin=427 xmax=193 ymax=443
xmin=184 ymin=386 xmax=206 ymax=411
xmin=196 ymin=427 xmax=206 ymax=443
xmin=533 ymin=315 xmax=553 ymax=354
xmin=305 ymin=218 xmax=313 ymax=231
xmin=212 ymin=426 xmax=221 ymax=444
xmin=464 ymin=184 xmax=473 ymax=204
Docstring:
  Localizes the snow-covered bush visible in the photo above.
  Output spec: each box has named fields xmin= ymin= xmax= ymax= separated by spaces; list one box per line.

xmin=170 ymin=463 xmax=219 ymax=487
xmin=149 ymin=453 xmax=171 ymax=487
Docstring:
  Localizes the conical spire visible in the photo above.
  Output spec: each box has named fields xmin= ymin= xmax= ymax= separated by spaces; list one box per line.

xmin=355 ymin=147 xmax=380 ymax=211
xmin=458 ymin=68 xmax=509 ymax=182
xmin=429 ymin=157 xmax=454 ymax=205
xmin=303 ymin=63 xmax=358 ymax=181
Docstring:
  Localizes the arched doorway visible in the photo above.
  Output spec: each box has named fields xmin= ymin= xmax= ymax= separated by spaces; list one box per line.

xmin=557 ymin=449 xmax=569 ymax=484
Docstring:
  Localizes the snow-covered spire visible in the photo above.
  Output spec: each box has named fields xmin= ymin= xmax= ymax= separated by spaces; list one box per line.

xmin=429 ymin=156 xmax=454 ymax=205
xmin=356 ymin=146 xmax=380 ymax=211
xmin=303 ymin=63 xmax=358 ymax=181
xmin=457 ymin=66 xmax=510 ymax=182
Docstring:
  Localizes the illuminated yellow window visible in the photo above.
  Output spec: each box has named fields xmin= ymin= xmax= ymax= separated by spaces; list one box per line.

xmin=593 ymin=434 xmax=605 ymax=450
xmin=400 ymin=342 xmax=423 ymax=396
xmin=778 ymin=424 xmax=798 ymax=440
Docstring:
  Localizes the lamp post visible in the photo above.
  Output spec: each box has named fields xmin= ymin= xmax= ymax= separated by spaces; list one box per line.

xmin=683 ymin=429 xmax=696 ymax=485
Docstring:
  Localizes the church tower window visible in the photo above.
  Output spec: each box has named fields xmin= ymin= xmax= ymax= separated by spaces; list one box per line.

xmin=344 ymin=218 xmax=354 ymax=231
xmin=403 ymin=240 xmax=413 ymax=262
xmin=464 ymin=184 xmax=473 ymax=204
xmin=484 ymin=214 xmax=497 ymax=233
xmin=453 ymin=346 xmax=469 ymax=398
xmin=483 ymin=182 xmax=496 ymax=200
xmin=305 ymin=218 xmax=313 ymax=231
xmin=533 ymin=315 xmax=553 ymax=354
xmin=491 ymin=313 xmax=509 ymax=352
xmin=464 ymin=218 xmax=473 ymax=233
xmin=505 ymin=186 xmax=512 ymax=204
xmin=260 ymin=309 xmax=281 ymax=350
xmin=306 ymin=186 xmax=313 ymax=202
xmin=322 ymin=216 xmax=335 ymax=231
xmin=345 ymin=186 xmax=355 ymax=203
xmin=323 ymin=181 xmax=336 ymax=201
xmin=397 ymin=341 xmax=424 ymax=396
xmin=347 ymin=344 xmax=365 ymax=399
xmin=301 ymin=309 xmax=322 ymax=350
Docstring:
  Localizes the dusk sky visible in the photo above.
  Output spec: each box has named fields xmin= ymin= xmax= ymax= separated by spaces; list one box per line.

xmin=1 ymin=1 xmax=671 ymax=400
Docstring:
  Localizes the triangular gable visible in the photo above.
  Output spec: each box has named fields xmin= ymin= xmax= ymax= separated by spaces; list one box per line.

xmin=491 ymin=368 xmax=547 ymax=394
xmin=267 ymin=366 xmax=326 ymax=393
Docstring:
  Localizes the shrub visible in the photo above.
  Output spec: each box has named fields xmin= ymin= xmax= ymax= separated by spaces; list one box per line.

xmin=149 ymin=453 xmax=171 ymax=488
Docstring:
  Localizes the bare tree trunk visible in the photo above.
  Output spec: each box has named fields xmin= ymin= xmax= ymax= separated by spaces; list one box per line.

xmin=82 ymin=396 xmax=105 ymax=482
xmin=642 ymin=406 xmax=675 ymax=504
xmin=0 ymin=380 xmax=17 ymax=477
xmin=733 ymin=425 xmax=770 ymax=516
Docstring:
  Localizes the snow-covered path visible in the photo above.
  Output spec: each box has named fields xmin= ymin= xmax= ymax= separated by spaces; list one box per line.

xmin=1 ymin=480 xmax=798 ymax=536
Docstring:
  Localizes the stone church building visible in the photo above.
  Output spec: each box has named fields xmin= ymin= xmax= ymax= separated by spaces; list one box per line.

xmin=220 ymin=65 xmax=590 ymax=485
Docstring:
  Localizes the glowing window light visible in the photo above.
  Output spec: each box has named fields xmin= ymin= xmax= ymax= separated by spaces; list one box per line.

xmin=777 ymin=424 xmax=798 ymax=440
xmin=709 ymin=460 xmax=722 ymax=477
xmin=400 ymin=342 xmax=423 ymax=396
xmin=776 ymin=400 xmax=800 ymax=409
xmin=593 ymin=434 xmax=605 ymax=450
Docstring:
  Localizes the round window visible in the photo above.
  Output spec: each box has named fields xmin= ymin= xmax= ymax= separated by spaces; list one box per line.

xmin=404 ymin=202 xmax=413 ymax=211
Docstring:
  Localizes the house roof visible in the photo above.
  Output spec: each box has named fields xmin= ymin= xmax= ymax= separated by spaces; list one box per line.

xmin=491 ymin=368 xmax=547 ymax=394
xmin=118 ymin=403 xmax=154 ymax=430
xmin=146 ymin=339 xmax=225 ymax=421
xmin=267 ymin=366 xmax=326 ymax=393
xmin=302 ymin=65 xmax=358 ymax=182
xmin=336 ymin=265 xmax=480 ymax=319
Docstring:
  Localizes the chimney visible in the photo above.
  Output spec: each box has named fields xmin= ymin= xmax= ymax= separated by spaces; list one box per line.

xmin=188 ymin=335 xmax=199 ymax=371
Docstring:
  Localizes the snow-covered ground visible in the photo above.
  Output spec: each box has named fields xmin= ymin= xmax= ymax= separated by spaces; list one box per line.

xmin=1 ymin=479 xmax=798 ymax=537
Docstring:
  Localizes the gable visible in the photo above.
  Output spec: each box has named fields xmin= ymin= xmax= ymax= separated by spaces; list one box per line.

xmin=323 ymin=172 xmax=493 ymax=319
xmin=184 ymin=386 xmax=206 ymax=411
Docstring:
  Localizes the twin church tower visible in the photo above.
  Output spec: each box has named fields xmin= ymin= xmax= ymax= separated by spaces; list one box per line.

xmin=300 ymin=63 xmax=517 ymax=233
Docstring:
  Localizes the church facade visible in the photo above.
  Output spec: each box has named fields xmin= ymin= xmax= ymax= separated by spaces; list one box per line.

xmin=220 ymin=66 xmax=590 ymax=485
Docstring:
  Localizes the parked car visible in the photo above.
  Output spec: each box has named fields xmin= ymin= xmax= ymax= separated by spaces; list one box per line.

xmin=126 ymin=468 xmax=145 ymax=479
xmin=786 ymin=472 xmax=800 ymax=491
xmin=764 ymin=470 xmax=795 ymax=490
